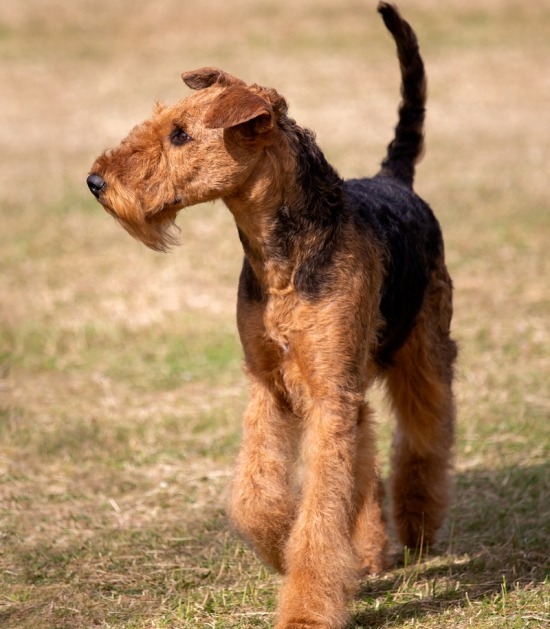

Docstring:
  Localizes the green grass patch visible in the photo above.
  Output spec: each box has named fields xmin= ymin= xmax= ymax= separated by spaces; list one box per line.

xmin=1 ymin=319 xmax=242 ymax=389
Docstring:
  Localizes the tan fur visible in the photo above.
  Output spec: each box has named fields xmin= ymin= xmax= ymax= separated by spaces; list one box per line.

xmin=87 ymin=9 xmax=456 ymax=626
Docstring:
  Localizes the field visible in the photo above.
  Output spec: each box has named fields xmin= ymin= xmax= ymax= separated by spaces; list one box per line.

xmin=1 ymin=0 xmax=549 ymax=627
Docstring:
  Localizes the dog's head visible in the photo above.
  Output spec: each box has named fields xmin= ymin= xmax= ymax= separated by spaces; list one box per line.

xmin=87 ymin=67 xmax=289 ymax=251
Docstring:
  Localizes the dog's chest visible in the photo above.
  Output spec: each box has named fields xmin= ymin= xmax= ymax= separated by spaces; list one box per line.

xmin=263 ymin=292 xmax=313 ymax=408
xmin=264 ymin=291 xmax=297 ymax=352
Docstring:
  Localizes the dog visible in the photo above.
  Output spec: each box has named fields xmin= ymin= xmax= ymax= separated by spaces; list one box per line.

xmin=87 ymin=3 xmax=456 ymax=627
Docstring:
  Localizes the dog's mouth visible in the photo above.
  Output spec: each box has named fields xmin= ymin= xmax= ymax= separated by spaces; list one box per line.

xmin=97 ymin=199 xmax=185 ymax=230
xmin=159 ymin=198 xmax=185 ymax=213
xmin=85 ymin=173 xmax=184 ymax=251
xmin=93 ymin=190 xmax=184 ymax=222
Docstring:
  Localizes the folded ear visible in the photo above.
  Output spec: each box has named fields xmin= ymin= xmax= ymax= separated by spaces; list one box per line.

xmin=204 ymin=85 xmax=274 ymax=137
xmin=181 ymin=67 xmax=245 ymax=90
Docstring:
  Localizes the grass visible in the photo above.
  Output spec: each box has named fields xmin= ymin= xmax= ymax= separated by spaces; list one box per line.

xmin=1 ymin=0 xmax=549 ymax=627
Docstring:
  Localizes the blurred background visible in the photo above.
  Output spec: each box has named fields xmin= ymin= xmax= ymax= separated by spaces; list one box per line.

xmin=1 ymin=1 xmax=549 ymax=627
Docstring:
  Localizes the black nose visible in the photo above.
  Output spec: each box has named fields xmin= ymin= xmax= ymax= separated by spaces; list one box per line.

xmin=87 ymin=173 xmax=106 ymax=198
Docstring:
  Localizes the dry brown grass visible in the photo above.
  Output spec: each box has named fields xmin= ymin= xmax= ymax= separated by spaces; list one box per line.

xmin=1 ymin=0 xmax=549 ymax=627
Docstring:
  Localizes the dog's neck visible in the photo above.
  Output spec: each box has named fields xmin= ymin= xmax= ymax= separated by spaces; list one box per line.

xmin=224 ymin=125 xmax=345 ymax=293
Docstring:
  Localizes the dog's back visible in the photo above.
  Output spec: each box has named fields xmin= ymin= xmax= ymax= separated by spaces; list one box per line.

xmin=341 ymin=1 xmax=442 ymax=366
xmin=345 ymin=176 xmax=443 ymax=366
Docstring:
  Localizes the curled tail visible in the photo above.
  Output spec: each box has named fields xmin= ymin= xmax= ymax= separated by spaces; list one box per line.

xmin=377 ymin=2 xmax=426 ymax=188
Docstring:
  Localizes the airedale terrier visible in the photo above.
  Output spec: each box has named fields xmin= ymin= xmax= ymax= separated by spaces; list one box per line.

xmin=87 ymin=3 xmax=456 ymax=627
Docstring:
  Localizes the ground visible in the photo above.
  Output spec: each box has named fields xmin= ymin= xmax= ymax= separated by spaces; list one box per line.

xmin=0 ymin=0 xmax=549 ymax=627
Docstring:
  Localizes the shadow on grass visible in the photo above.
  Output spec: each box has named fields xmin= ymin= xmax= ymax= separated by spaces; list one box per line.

xmin=353 ymin=462 xmax=549 ymax=627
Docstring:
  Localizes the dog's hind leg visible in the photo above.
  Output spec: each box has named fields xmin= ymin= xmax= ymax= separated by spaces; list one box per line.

xmin=384 ymin=269 xmax=457 ymax=550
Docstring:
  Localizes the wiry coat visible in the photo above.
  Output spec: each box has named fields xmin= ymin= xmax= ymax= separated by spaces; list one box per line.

xmin=87 ymin=4 xmax=457 ymax=628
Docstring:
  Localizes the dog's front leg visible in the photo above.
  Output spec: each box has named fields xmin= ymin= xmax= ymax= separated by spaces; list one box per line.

xmin=275 ymin=398 xmax=359 ymax=629
xmin=228 ymin=377 xmax=298 ymax=573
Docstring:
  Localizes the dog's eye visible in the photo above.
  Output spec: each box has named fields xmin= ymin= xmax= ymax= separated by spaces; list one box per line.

xmin=170 ymin=126 xmax=192 ymax=146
